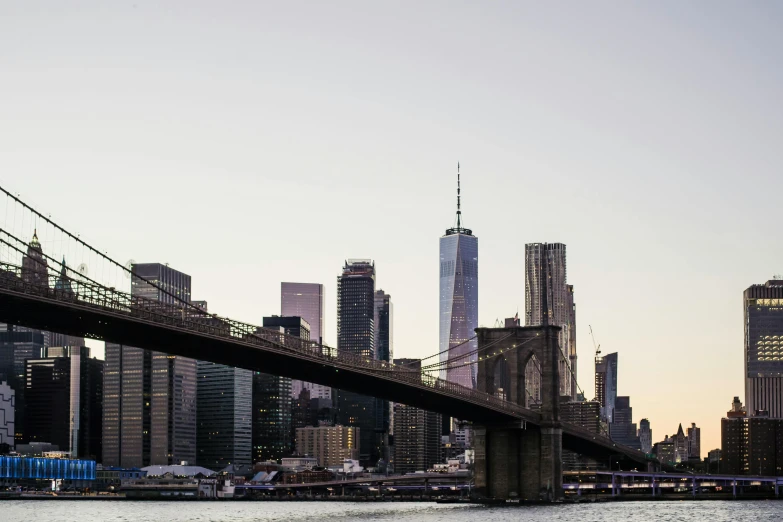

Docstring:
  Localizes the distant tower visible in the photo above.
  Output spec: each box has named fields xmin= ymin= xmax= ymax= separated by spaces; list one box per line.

xmin=439 ymin=163 xmax=479 ymax=388
xmin=744 ymin=279 xmax=783 ymax=417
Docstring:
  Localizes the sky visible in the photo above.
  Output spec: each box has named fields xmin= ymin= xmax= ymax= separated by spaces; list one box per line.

xmin=2 ymin=1 xmax=783 ymax=456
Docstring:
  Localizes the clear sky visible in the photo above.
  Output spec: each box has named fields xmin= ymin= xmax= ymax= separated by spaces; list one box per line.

xmin=2 ymin=1 xmax=783 ymax=456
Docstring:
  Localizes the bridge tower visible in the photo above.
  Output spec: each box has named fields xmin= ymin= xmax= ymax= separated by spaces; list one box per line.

xmin=473 ymin=324 xmax=563 ymax=501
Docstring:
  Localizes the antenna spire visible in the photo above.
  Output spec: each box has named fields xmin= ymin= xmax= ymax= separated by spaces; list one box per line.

xmin=456 ymin=162 xmax=461 ymax=229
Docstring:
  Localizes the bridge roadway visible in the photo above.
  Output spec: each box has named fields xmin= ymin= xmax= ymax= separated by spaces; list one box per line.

xmin=240 ymin=473 xmax=467 ymax=491
xmin=0 ymin=262 xmax=647 ymax=465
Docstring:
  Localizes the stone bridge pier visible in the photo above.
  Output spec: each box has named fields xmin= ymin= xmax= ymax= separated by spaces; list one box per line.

xmin=472 ymin=325 xmax=563 ymax=501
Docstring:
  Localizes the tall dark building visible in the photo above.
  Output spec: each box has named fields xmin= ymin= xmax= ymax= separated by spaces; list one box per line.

xmin=392 ymin=358 xmax=442 ymax=474
xmin=0 ymin=325 xmax=44 ymax=443
xmin=609 ymin=396 xmax=640 ymax=450
xmin=252 ymin=316 xmax=308 ymax=462
xmin=374 ymin=290 xmax=392 ymax=467
xmin=744 ymin=279 xmax=783 ymax=418
xmin=103 ymin=263 xmax=196 ymax=468
xmin=336 ymin=260 xmax=378 ymax=467
xmin=721 ymin=396 xmax=749 ymax=474
xmin=25 ymin=346 xmax=103 ymax=461
xmin=195 ymin=301 xmax=252 ymax=470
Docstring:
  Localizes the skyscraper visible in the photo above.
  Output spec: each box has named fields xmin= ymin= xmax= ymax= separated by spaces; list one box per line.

xmin=195 ymin=301 xmax=253 ymax=470
xmin=281 ymin=282 xmax=330 ymax=400
xmin=336 ymin=259 xmax=378 ymax=467
xmin=744 ymin=279 xmax=783 ymax=418
xmin=687 ymin=422 xmax=701 ymax=460
xmin=595 ymin=352 xmax=618 ymax=423
xmin=525 ymin=243 xmax=576 ymax=400
xmin=252 ymin=316 xmax=307 ymax=463
xmin=374 ymin=290 xmax=393 ymax=467
xmin=439 ymin=166 xmax=478 ymax=389
xmin=103 ymin=263 xmax=196 ymax=468
xmin=609 ymin=396 xmax=640 ymax=450
xmin=639 ymin=418 xmax=652 ymax=454
xmin=25 ymin=346 xmax=103 ymax=460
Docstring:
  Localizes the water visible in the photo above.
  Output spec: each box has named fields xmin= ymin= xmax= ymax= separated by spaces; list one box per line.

xmin=3 ymin=500 xmax=783 ymax=522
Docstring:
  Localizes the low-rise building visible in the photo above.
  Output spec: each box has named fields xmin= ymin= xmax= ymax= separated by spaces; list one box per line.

xmin=296 ymin=425 xmax=359 ymax=468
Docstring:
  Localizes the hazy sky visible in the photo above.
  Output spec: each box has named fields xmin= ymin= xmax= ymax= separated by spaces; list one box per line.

xmin=2 ymin=1 xmax=783 ymax=455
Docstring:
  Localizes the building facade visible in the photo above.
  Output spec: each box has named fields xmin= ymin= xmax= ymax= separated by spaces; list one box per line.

xmin=687 ymin=422 xmax=701 ymax=459
xmin=103 ymin=263 xmax=196 ymax=468
xmin=196 ymin=301 xmax=252 ymax=470
xmin=336 ymin=260 xmax=379 ymax=467
xmin=25 ymin=346 xmax=103 ymax=460
xmin=744 ymin=280 xmax=783 ymax=418
xmin=281 ymin=283 xmax=331 ymax=400
xmin=391 ymin=358 xmax=442 ymax=475
xmin=373 ymin=289 xmax=393 ymax=467
xmin=0 ymin=381 xmax=13 ymax=448
xmin=638 ymin=418 xmax=652 ymax=454
xmin=251 ymin=316 xmax=307 ymax=463
xmin=296 ymin=425 xmax=359 ymax=468
xmin=608 ymin=396 xmax=640 ymax=450
xmin=595 ymin=352 xmax=618 ymax=423
xmin=525 ymin=242 xmax=576 ymax=400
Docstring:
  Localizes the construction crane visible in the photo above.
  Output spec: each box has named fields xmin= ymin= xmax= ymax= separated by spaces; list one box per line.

xmin=589 ymin=325 xmax=601 ymax=357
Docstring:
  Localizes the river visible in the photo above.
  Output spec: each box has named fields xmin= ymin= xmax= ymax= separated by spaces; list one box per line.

xmin=2 ymin=500 xmax=783 ymax=521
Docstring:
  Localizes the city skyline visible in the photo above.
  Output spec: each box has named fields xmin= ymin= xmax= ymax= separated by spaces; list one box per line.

xmin=4 ymin=1 xmax=783 ymax=459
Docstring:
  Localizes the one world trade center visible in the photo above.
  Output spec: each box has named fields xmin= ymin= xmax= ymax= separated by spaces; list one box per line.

xmin=439 ymin=164 xmax=478 ymax=388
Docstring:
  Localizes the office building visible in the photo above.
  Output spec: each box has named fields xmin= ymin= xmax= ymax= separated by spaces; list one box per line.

xmin=336 ymin=260 xmax=378 ymax=467
xmin=374 ymin=290 xmax=393 ymax=466
xmin=25 ymin=346 xmax=103 ymax=460
xmin=296 ymin=425 xmax=359 ymax=468
xmin=744 ymin=280 xmax=783 ymax=418
xmin=595 ymin=352 xmax=618 ymax=422
xmin=609 ymin=396 xmax=640 ymax=450
xmin=251 ymin=316 xmax=307 ymax=462
xmin=721 ymin=397 xmax=749 ymax=474
xmin=654 ymin=436 xmax=676 ymax=465
xmin=560 ymin=400 xmax=601 ymax=434
xmin=103 ymin=263 xmax=196 ymax=468
xmin=393 ymin=403 xmax=442 ymax=474
xmin=282 ymin=283 xmax=331 ymax=400
xmin=439 ymin=167 xmax=479 ymax=389
xmin=639 ymin=418 xmax=652 ymax=454
xmin=194 ymin=301 xmax=253 ymax=470
xmin=0 ymin=325 xmax=44 ymax=443
xmin=0 ymin=381 xmax=13 ymax=448
xmin=525 ymin=242 xmax=576 ymax=400
xmin=391 ymin=358 xmax=442 ymax=475
xmin=687 ymin=422 xmax=701 ymax=459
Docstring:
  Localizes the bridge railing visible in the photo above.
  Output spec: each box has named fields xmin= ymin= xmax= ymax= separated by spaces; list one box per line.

xmin=0 ymin=262 xmax=536 ymax=420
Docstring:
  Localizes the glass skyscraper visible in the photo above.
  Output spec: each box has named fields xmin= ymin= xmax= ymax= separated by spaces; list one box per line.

xmin=439 ymin=169 xmax=478 ymax=389
xmin=281 ymin=282 xmax=330 ymax=400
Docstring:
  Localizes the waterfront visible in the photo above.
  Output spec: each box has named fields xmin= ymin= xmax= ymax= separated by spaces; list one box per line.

xmin=3 ymin=500 xmax=783 ymax=522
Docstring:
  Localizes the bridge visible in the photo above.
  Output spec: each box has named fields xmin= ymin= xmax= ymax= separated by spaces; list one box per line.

xmin=0 ymin=185 xmax=650 ymax=501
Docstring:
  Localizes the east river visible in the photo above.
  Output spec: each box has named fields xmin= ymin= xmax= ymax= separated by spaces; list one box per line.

xmin=3 ymin=500 xmax=783 ymax=521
